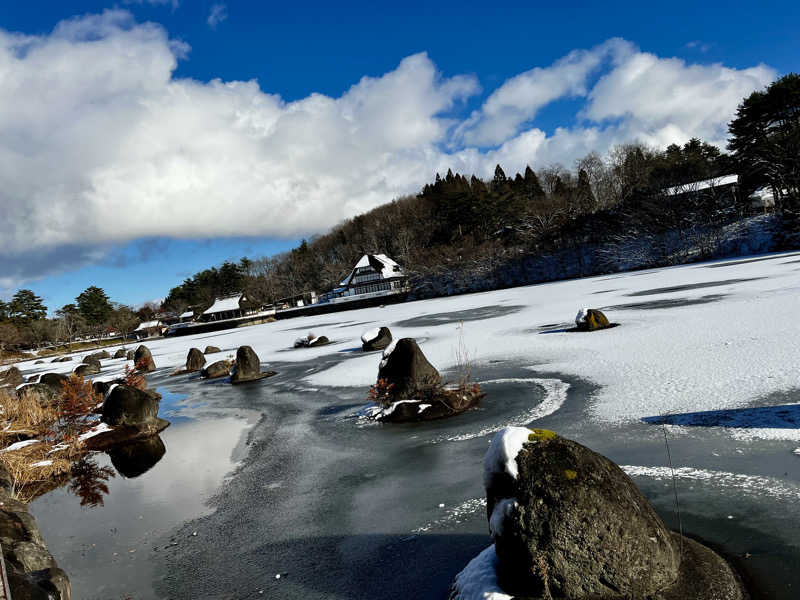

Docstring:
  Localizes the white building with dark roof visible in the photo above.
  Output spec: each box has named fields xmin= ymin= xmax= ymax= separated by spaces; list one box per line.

xmin=320 ymin=254 xmax=407 ymax=303
xmin=201 ymin=293 xmax=255 ymax=322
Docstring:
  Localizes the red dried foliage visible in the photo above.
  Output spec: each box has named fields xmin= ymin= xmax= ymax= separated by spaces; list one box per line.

xmin=367 ymin=378 xmax=395 ymax=405
xmin=123 ymin=361 xmax=147 ymax=390
xmin=58 ymin=374 xmax=102 ymax=441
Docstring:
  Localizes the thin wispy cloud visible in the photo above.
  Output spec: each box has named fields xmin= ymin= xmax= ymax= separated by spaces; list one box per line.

xmin=0 ymin=10 xmax=776 ymax=290
xmin=124 ymin=0 xmax=181 ymax=10
xmin=207 ymin=4 xmax=228 ymax=29
xmin=686 ymin=40 xmax=712 ymax=53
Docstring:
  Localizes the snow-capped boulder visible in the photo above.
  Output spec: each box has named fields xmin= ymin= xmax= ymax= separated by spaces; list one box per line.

xmin=201 ymin=359 xmax=233 ymax=379
xmin=230 ymin=346 xmax=276 ymax=384
xmin=377 ymin=338 xmax=441 ymax=400
xmin=133 ymin=345 xmax=156 ymax=372
xmin=458 ymin=428 xmax=746 ymax=600
xmin=204 ymin=346 xmax=221 ymax=355
xmin=0 ymin=366 xmax=23 ymax=387
xmin=293 ymin=334 xmax=331 ymax=348
xmin=361 ymin=326 xmax=392 ymax=352
xmin=38 ymin=372 xmax=69 ymax=391
xmin=574 ymin=307 xmax=612 ymax=331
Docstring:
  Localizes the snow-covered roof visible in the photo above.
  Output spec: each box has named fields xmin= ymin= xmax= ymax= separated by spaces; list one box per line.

xmin=203 ymin=294 xmax=244 ymax=314
xmin=664 ymin=174 xmax=738 ymax=196
xmin=135 ymin=320 xmax=161 ymax=331
xmin=179 ymin=311 xmax=194 ymax=319
xmin=339 ymin=254 xmax=403 ymax=286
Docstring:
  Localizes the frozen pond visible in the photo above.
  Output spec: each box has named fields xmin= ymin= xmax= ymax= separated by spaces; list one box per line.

xmin=16 ymin=250 xmax=800 ymax=599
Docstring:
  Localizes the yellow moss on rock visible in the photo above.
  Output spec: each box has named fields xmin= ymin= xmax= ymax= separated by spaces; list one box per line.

xmin=527 ymin=428 xmax=557 ymax=442
xmin=564 ymin=469 xmax=578 ymax=480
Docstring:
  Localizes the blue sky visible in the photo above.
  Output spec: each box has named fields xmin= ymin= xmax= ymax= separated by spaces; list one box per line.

xmin=0 ymin=0 xmax=797 ymax=312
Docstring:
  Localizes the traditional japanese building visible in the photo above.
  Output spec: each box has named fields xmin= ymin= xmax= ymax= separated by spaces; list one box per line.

xmin=200 ymin=293 xmax=256 ymax=322
xmin=320 ymin=254 xmax=407 ymax=303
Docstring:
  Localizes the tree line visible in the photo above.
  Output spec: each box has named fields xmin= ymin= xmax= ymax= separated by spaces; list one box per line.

xmin=164 ymin=75 xmax=799 ymax=310
xmin=0 ymin=286 xmax=145 ymax=353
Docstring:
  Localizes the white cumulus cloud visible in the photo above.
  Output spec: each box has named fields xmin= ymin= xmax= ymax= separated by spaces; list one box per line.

xmin=0 ymin=10 xmax=777 ymax=290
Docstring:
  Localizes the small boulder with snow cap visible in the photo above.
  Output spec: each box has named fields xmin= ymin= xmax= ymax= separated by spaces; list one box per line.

xmin=574 ymin=307 xmax=613 ymax=331
xmin=361 ymin=326 xmax=392 ymax=352
xmin=293 ymin=333 xmax=331 ymax=348
xmin=450 ymin=427 xmax=747 ymax=600
xmin=172 ymin=348 xmax=206 ymax=375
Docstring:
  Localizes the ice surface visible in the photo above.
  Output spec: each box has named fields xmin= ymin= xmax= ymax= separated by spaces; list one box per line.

xmin=9 ymin=249 xmax=800 ymax=442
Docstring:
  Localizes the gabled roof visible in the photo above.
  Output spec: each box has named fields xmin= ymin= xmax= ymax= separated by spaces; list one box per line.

xmin=339 ymin=254 xmax=403 ymax=286
xmin=135 ymin=320 xmax=161 ymax=331
xmin=179 ymin=311 xmax=194 ymax=319
xmin=664 ymin=174 xmax=738 ymax=196
xmin=203 ymin=293 xmax=245 ymax=314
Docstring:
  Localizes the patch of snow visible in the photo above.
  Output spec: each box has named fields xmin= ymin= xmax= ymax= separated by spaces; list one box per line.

xmin=417 ymin=403 xmax=431 ymax=414
xmin=379 ymin=339 xmax=398 ymax=370
xmin=412 ymin=497 xmax=486 ymax=534
xmin=1 ymin=439 xmax=41 ymax=453
xmin=361 ymin=328 xmax=381 ymax=344
xmin=622 ymin=465 xmax=800 ymax=502
xmin=489 ymin=498 xmax=518 ymax=538
xmin=78 ymin=422 xmax=112 ymax=441
xmin=575 ymin=307 xmax=588 ymax=326
xmin=483 ymin=426 xmax=531 ymax=488
xmin=450 ymin=544 xmax=512 ymax=600
xmin=48 ymin=443 xmax=69 ymax=454
xmin=30 ymin=460 xmax=53 ymax=467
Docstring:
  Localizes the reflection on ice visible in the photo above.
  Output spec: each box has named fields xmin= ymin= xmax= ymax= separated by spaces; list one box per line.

xmin=108 ymin=435 xmax=166 ymax=478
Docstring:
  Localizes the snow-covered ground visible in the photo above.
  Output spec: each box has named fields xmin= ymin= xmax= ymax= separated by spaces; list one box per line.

xmin=16 ymin=248 xmax=800 ymax=441
xmin=14 ymin=248 xmax=800 ymax=599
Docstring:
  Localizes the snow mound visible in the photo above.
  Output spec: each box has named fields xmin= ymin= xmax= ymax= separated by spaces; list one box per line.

xmin=361 ymin=328 xmax=381 ymax=344
xmin=483 ymin=426 xmax=531 ymax=488
xmin=1 ymin=439 xmax=41 ymax=453
xmin=575 ymin=307 xmax=589 ymax=326
xmin=450 ymin=544 xmax=512 ymax=600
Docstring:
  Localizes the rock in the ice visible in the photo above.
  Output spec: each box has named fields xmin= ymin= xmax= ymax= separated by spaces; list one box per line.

xmin=204 ymin=346 xmax=221 ymax=355
xmin=230 ymin=346 xmax=275 ymax=384
xmin=126 ymin=350 xmax=135 ymax=361
xmin=574 ymin=307 xmax=612 ymax=331
xmin=73 ymin=362 xmax=101 ymax=377
xmin=377 ymin=338 xmax=441 ymax=400
xmin=113 ymin=349 xmax=127 ymax=359
xmin=201 ymin=360 xmax=233 ymax=379
xmin=185 ymin=348 xmax=206 ymax=372
xmin=361 ymin=326 xmax=392 ymax=352
xmin=133 ymin=345 xmax=156 ymax=372
xmin=467 ymin=427 xmax=746 ymax=600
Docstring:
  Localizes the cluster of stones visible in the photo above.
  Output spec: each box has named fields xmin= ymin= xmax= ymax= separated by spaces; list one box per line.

xmin=451 ymin=427 xmax=748 ymax=600
xmin=369 ymin=337 xmax=482 ymax=423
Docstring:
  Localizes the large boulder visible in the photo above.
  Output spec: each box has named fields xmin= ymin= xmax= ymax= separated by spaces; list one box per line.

xmin=108 ymin=435 xmax=166 ymax=478
xmin=376 ymin=338 xmax=441 ymax=400
xmin=186 ymin=348 xmax=206 ymax=372
xmin=204 ymin=346 xmax=221 ymax=355
xmin=73 ymin=363 xmax=100 ymax=377
xmin=86 ymin=351 xmax=110 ymax=361
xmin=38 ymin=372 xmax=69 ymax=392
xmin=101 ymin=384 xmax=159 ymax=428
xmin=0 ymin=366 xmax=23 ymax=387
xmin=470 ymin=427 xmax=746 ymax=600
xmin=361 ymin=326 xmax=392 ymax=352
xmin=575 ymin=307 xmax=612 ymax=331
xmin=133 ymin=345 xmax=155 ymax=372
xmin=200 ymin=360 xmax=233 ymax=379
xmin=82 ymin=355 xmax=102 ymax=369
xmin=113 ymin=349 xmax=127 ymax=359
xmin=230 ymin=346 xmax=275 ymax=383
